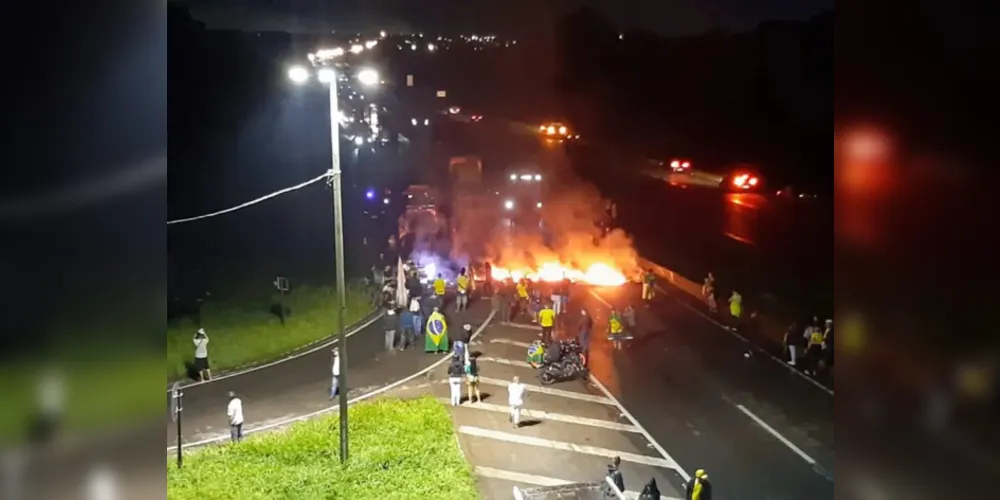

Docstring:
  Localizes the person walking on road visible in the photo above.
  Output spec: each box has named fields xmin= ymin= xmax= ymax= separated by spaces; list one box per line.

xmin=783 ymin=322 xmax=800 ymax=366
xmin=538 ymin=301 xmax=556 ymax=344
xmin=507 ymin=376 xmax=526 ymax=429
xmin=685 ymin=469 xmax=713 ymax=500
xmin=578 ymin=309 xmax=592 ymax=364
xmin=804 ymin=318 xmax=827 ymax=375
xmin=456 ymin=268 xmax=471 ymax=312
xmin=641 ymin=269 xmax=656 ymax=306
xmin=226 ymin=391 xmax=244 ymax=443
xmin=728 ymin=290 xmax=742 ymax=331
xmin=608 ymin=308 xmax=625 ymax=350
xmin=606 ymin=457 xmax=625 ymax=493
xmin=425 ymin=307 xmax=450 ymax=354
xmin=447 ymin=356 xmax=465 ymax=406
xmin=465 ymin=352 xmax=481 ymax=404
xmin=384 ymin=308 xmax=399 ymax=352
xmin=433 ymin=273 xmax=447 ymax=309
xmin=622 ymin=304 xmax=637 ymax=339
xmin=330 ymin=348 xmax=341 ymax=400
xmin=400 ymin=307 xmax=414 ymax=350
xmin=193 ymin=328 xmax=211 ymax=381
xmin=702 ymin=273 xmax=715 ymax=298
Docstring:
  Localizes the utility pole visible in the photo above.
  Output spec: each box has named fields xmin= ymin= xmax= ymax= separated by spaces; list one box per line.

xmin=171 ymin=382 xmax=184 ymax=468
xmin=328 ymin=77 xmax=350 ymax=464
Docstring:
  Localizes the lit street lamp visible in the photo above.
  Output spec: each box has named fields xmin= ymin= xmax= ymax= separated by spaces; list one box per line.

xmin=288 ymin=57 xmax=380 ymax=464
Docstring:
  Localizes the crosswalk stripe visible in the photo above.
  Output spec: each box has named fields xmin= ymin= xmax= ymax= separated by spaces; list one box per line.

xmin=459 ymin=425 xmax=678 ymax=469
xmin=476 ymin=376 xmax=614 ymax=405
xmin=438 ymin=398 xmax=638 ymax=432
xmin=480 ymin=356 xmax=534 ymax=369
xmin=477 ymin=467 xmax=682 ymax=500
xmin=491 ymin=338 xmax=533 ymax=348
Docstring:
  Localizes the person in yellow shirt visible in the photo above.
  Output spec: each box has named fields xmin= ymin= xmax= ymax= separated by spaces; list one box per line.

xmin=515 ymin=280 xmax=529 ymax=320
xmin=433 ymin=273 xmax=447 ymax=309
xmin=608 ymin=309 xmax=624 ymax=350
xmin=685 ymin=469 xmax=712 ymax=500
xmin=538 ymin=302 xmax=556 ymax=344
xmin=456 ymin=268 xmax=470 ymax=312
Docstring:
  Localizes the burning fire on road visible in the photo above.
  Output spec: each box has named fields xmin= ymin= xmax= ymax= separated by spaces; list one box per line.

xmin=491 ymin=262 xmax=629 ymax=287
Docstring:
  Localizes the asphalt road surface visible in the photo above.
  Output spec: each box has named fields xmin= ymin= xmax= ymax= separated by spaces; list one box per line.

xmin=166 ymin=299 xmax=493 ymax=448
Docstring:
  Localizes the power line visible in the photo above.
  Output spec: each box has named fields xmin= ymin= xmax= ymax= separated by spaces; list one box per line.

xmin=167 ymin=171 xmax=332 ymax=225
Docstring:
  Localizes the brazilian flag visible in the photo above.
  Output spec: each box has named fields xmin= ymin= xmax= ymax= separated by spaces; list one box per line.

xmin=425 ymin=312 xmax=449 ymax=353
xmin=526 ymin=341 xmax=545 ymax=368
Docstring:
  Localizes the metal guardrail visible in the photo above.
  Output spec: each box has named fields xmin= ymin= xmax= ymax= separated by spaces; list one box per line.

xmin=512 ymin=476 xmax=627 ymax=500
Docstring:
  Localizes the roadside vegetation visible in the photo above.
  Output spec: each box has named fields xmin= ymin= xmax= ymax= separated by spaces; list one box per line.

xmin=167 ymin=396 xmax=479 ymax=500
xmin=166 ymin=284 xmax=371 ymax=381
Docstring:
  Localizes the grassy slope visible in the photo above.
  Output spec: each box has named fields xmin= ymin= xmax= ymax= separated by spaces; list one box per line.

xmin=166 ymin=285 xmax=371 ymax=381
xmin=167 ymin=396 xmax=479 ymax=500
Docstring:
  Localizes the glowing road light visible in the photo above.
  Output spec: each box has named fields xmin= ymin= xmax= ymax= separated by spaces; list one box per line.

xmin=427 ymin=43 xmax=436 ymax=52
xmin=520 ymin=174 xmax=533 ymax=181
xmin=670 ymin=160 xmax=680 ymax=168
xmin=509 ymin=174 xmax=517 ymax=180
xmin=349 ymin=44 xmax=364 ymax=54
xmin=383 ymin=198 xmax=390 ymax=205
xmin=546 ymin=126 xmax=556 ymax=135
xmin=365 ymin=40 xmax=378 ymax=49
xmin=411 ymin=118 xmax=418 ymax=126
xmin=357 ymin=68 xmax=380 ymax=86
xmin=424 ymin=118 xmax=430 ymax=126
xmin=288 ymin=66 xmax=309 ymax=83
xmin=411 ymin=44 xmax=418 ymax=51
xmin=317 ymin=68 xmax=335 ymax=83
xmin=536 ymin=202 xmax=543 ymax=208
xmin=380 ymin=30 xmax=387 ymax=38
xmin=504 ymin=199 xmax=515 ymax=210
xmin=366 ymin=190 xmax=375 ymax=200
xmin=534 ymin=174 xmax=542 ymax=181
xmin=558 ymin=126 xmax=567 ymax=135
xmin=354 ymin=137 xmax=364 ymax=146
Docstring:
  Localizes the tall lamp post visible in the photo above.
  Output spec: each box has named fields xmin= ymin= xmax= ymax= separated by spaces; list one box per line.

xmin=288 ymin=55 xmax=379 ymax=464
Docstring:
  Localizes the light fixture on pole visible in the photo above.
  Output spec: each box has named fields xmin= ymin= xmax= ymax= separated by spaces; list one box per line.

xmin=288 ymin=56 xmax=380 ymax=464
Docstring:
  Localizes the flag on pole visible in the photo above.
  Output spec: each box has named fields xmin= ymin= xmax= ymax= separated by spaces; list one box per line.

xmin=395 ymin=257 xmax=408 ymax=307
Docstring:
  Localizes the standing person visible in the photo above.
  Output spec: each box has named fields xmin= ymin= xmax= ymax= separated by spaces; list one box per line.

xmin=456 ymin=268 xmax=470 ymax=312
xmin=606 ymin=457 xmax=625 ymax=493
xmin=515 ymin=279 xmax=529 ymax=319
xmin=226 ymin=391 xmax=243 ymax=443
xmin=578 ymin=309 xmax=593 ymax=364
xmin=822 ymin=319 xmax=835 ymax=370
xmin=330 ymin=348 xmax=341 ymax=400
xmin=701 ymin=273 xmax=715 ymax=298
xmin=193 ymin=328 xmax=211 ymax=381
xmin=383 ymin=308 xmax=398 ymax=352
xmin=728 ymin=290 xmax=742 ymax=331
xmin=685 ymin=469 xmax=713 ymax=500
xmin=465 ymin=352 xmax=482 ymax=404
xmin=804 ymin=318 xmax=826 ymax=375
xmin=447 ymin=356 xmax=465 ymax=406
xmin=410 ymin=296 xmax=424 ymax=341
xmin=783 ymin=322 xmax=800 ymax=366
xmin=538 ymin=301 xmax=556 ymax=344
xmin=507 ymin=376 xmax=526 ymax=429
xmin=425 ymin=307 xmax=450 ymax=354
xmin=638 ymin=478 xmax=661 ymax=500
xmin=622 ymin=304 xmax=637 ymax=341
xmin=641 ymin=269 xmax=656 ymax=305
xmin=550 ymin=278 xmax=563 ymax=316
xmin=706 ymin=285 xmax=717 ymax=313
xmin=400 ymin=307 xmax=414 ymax=350
xmin=433 ymin=273 xmax=447 ymax=309
xmin=608 ymin=308 xmax=624 ymax=350
xmin=483 ymin=262 xmax=494 ymax=296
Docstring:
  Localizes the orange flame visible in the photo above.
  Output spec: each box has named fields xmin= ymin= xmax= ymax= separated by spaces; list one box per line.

xmin=491 ymin=261 xmax=628 ymax=287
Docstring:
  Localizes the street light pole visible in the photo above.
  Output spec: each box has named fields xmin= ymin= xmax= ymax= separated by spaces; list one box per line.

xmin=328 ymin=76 xmax=350 ymax=464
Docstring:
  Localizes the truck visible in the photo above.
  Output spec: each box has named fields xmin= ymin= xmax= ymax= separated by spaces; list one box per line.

xmin=512 ymin=477 xmax=626 ymax=500
xmin=398 ymin=184 xmax=449 ymax=260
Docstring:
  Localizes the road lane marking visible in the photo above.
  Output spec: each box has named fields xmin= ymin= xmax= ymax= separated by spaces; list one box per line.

xmin=490 ymin=338 xmax=533 ymax=348
xmin=586 ymin=374 xmax=693 ymax=482
xmin=168 ymin=311 xmax=384 ymax=392
xmin=458 ymin=426 xmax=677 ymax=469
xmin=477 ymin=467 xmax=682 ymax=500
xmin=480 ymin=356 xmax=534 ymax=369
xmin=166 ymin=309 xmax=496 ymax=452
xmin=735 ymin=404 xmax=817 ymax=466
xmin=476 ymin=376 xmax=615 ymax=405
xmin=441 ymin=399 xmax=639 ymax=432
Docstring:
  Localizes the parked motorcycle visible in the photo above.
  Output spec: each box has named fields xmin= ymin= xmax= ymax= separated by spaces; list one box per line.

xmin=539 ymin=357 xmax=588 ymax=385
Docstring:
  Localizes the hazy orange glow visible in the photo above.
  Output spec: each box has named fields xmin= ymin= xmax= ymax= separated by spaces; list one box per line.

xmin=491 ymin=261 xmax=628 ymax=286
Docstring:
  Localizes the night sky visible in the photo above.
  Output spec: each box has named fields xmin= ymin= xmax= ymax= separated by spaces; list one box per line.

xmin=179 ymin=0 xmax=832 ymax=36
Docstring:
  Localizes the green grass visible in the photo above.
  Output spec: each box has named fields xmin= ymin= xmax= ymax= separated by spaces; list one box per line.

xmin=166 ymin=284 xmax=371 ymax=381
xmin=167 ymin=396 xmax=480 ymax=500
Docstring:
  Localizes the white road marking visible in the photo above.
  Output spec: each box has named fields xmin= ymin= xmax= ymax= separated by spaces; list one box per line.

xmin=735 ymin=404 xmax=818 ymax=466
xmin=458 ymin=426 xmax=678 ymax=469
xmin=166 ymin=309 xmax=496 ymax=451
xmin=587 ymin=374 xmax=693 ymax=482
xmin=477 ymin=376 xmax=615 ymax=405
xmin=441 ymin=399 xmax=639 ymax=433
xmin=476 ymin=467 xmax=683 ymax=500
xmin=168 ymin=312 xmax=384 ymax=392
xmin=491 ymin=338 xmax=533 ymax=348
xmin=479 ymin=356 xmax=534 ymax=369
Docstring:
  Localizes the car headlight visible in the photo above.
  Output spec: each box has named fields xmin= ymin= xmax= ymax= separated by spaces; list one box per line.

xmin=504 ymin=199 xmax=514 ymax=210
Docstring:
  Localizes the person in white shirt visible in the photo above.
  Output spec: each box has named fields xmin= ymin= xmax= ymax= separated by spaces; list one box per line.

xmin=409 ymin=297 xmax=424 ymax=340
xmin=507 ymin=376 xmax=526 ymax=429
xmin=226 ymin=391 xmax=244 ymax=442
xmin=193 ymin=328 xmax=211 ymax=381
xmin=330 ymin=348 xmax=341 ymax=400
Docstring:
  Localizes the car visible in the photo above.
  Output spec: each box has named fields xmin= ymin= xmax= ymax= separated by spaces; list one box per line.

xmin=538 ymin=122 xmax=579 ymax=142
xmin=668 ymin=159 xmax=692 ymax=174
xmin=724 ymin=165 xmax=765 ymax=192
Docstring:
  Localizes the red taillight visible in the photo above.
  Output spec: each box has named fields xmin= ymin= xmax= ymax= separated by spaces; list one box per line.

xmin=748 ymin=177 xmax=758 ymax=186
xmin=682 ymin=162 xmax=690 ymax=168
